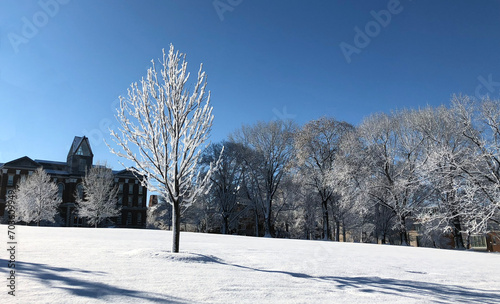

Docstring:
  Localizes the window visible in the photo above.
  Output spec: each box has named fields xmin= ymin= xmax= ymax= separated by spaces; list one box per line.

xmin=138 ymin=186 xmax=143 ymax=195
xmin=58 ymin=183 xmax=64 ymax=200
xmin=137 ymin=213 xmax=142 ymax=226
xmin=76 ymin=184 xmax=84 ymax=199
xmin=128 ymin=195 xmax=133 ymax=207
xmin=470 ymin=235 xmax=487 ymax=248
xmin=138 ymin=196 xmax=143 ymax=207
xmin=7 ymin=174 xmax=14 ymax=186
xmin=76 ymin=142 xmax=90 ymax=156
xmin=126 ymin=212 xmax=132 ymax=225
xmin=116 ymin=215 xmax=122 ymax=225
xmin=119 ymin=183 xmax=123 ymax=193
xmin=118 ymin=196 xmax=123 ymax=206
xmin=128 ymin=184 xmax=134 ymax=195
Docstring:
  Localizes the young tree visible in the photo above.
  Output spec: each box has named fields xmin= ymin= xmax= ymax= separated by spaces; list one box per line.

xmin=76 ymin=163 xmax=120 ymax=228
xmin=109 ymin=44 xmax=217 ymax=253
xmin=230 ymin=120 xmax=296 ymax=237
xmin=14 ymin=167 xmax=61 ymax=226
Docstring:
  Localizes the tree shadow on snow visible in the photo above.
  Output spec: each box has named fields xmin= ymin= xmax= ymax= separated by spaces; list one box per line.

xmin=1 ymin=259 xmax=189 ymax=303
xmin=188 ymin=254 xmax=500 ymax=304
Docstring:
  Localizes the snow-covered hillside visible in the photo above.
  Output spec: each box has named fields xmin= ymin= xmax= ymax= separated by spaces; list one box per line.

xmin=2 ymin=226 xmax=499 ymax=303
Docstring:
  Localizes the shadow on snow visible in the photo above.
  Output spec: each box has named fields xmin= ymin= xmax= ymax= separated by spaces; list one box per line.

xmin=187 ymin=254 xmax=500 ymax=304
xmin=3 ymin=259 xmax=189 ymax=303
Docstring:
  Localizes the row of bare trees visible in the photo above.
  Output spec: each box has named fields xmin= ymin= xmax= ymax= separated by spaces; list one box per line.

xmin=185 ymin=95 xmax=500 ymax=248
xmin=107 ymin=45 xmax=498 ymax=251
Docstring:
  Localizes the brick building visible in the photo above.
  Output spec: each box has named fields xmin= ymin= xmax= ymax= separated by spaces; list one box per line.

xmin=0 ymin=136 xmax=147 ymax=228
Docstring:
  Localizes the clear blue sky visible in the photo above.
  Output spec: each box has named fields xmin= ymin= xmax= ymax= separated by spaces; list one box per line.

xmin=1 ymin=0 xmax=499 ymax=169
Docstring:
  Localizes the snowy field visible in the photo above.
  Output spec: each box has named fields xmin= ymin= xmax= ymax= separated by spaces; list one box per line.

xmin=1 ymin=225 xmax=500 ymax=303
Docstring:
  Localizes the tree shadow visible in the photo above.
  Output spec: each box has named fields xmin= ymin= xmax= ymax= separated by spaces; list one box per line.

xmin=188 ymin=254 xmax=500 ymax=303
xmin=2 ymin=259 xmax=189 ymax=303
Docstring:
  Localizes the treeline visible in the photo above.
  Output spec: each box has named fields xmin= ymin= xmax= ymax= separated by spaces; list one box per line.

xmin=150 ymin=95 xmax=500 ymax=248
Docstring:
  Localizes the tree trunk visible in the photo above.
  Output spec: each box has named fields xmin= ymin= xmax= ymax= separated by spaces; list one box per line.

xmin=254 ymin=208 xmax=259 ymax=237
xmin=342 ymin=219 xmax=346 ymax=242
xmin=222 ymin=215 xmax=229 ymax=234
xmin=452 ymin=217 xmax=465 ymax=249
xmin=399 ymin=215 xmax=409 ymax=245
xmin=264 ymin=199 xmax=272 ymax=237
xmin=172 ymin=201 xmax=181 ymax=253
xmin=322 ymin=200 xmax=330 ymax=240
xmin=335 ymin=220 xmax=340 ymax=242
xmin=264 ymin=215 xmax=272 ymax=237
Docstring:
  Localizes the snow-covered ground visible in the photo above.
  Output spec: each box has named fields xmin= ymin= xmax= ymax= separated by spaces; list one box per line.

xmin=1 ymin=225 xmax=500 ymax=303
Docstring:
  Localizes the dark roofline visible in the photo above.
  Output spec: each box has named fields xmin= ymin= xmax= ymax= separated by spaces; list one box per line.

xmin=3 ymin=156 xmax=42 ymax=169
xmin=35 ymin=159 xmax=67 ymax=166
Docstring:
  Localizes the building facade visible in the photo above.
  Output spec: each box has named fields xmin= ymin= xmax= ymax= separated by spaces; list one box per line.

xmin=0 ymin=136 xmax=147 ymax=228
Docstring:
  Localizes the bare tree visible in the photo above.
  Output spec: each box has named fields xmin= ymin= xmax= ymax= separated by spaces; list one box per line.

xmin=109 ymin=44 xmax=217 ymax=253
xmin=412 ymin=105 xmax=472 ymax=248
xmin=199 ymin=141 xmax=245 ymax=234
xmin=294 ymin=117 xmax=354 ymax=240
xmin=76 ymin=163 xmax=120 ymax=228
xmin=230 ymin=120 xmax=296 ymax=237
xmin=14 ymin=167 xmax=61 ymax=226
xmin=357 ymin=111 xmax=429 ymax=245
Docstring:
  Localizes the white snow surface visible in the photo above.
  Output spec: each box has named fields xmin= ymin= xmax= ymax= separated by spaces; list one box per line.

xmin=2 ymin=225 xmax=500 ymax=303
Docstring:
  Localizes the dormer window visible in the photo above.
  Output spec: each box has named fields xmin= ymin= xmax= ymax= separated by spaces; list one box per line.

xmin=75 ymin=141 xmax=91 ymax=156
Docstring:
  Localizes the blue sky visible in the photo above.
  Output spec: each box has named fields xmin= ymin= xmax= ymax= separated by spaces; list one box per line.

xmin=1 ymin=0 xmax=499 ymax=169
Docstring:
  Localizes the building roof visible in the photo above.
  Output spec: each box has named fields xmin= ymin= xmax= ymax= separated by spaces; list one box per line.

xmin=67 ymin=136 xmax=94 ymax=158
xmin=2 ymin=156 xmax=41 ymax=169
xmin=35 ymin=159 xmax=67 ymax=166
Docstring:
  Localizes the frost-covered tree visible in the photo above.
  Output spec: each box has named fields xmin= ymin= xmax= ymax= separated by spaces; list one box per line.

xmin=414 ymin=97 xmax=500 ymax=248
xmin=412 ymin=105 xmax=472 ymax=248
xmin=294 ymin=117 xmax=354 ymax=240
xmin=230 ymin=120 xmax=296 ymax=237
xmin=199 ymin=141 xmax=245 ymax=234
xmin=14 ymin=167 xmax=61 ymax=226
xmin=76 ymin=163 xmax=120 ymax=228
xmin=357 ymin=111 xmax=429 ymax=245
xmin=109 ymin=44 xmax=217 ymax=253
xmin=454 ymin=96 xmax=500 ymax=227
